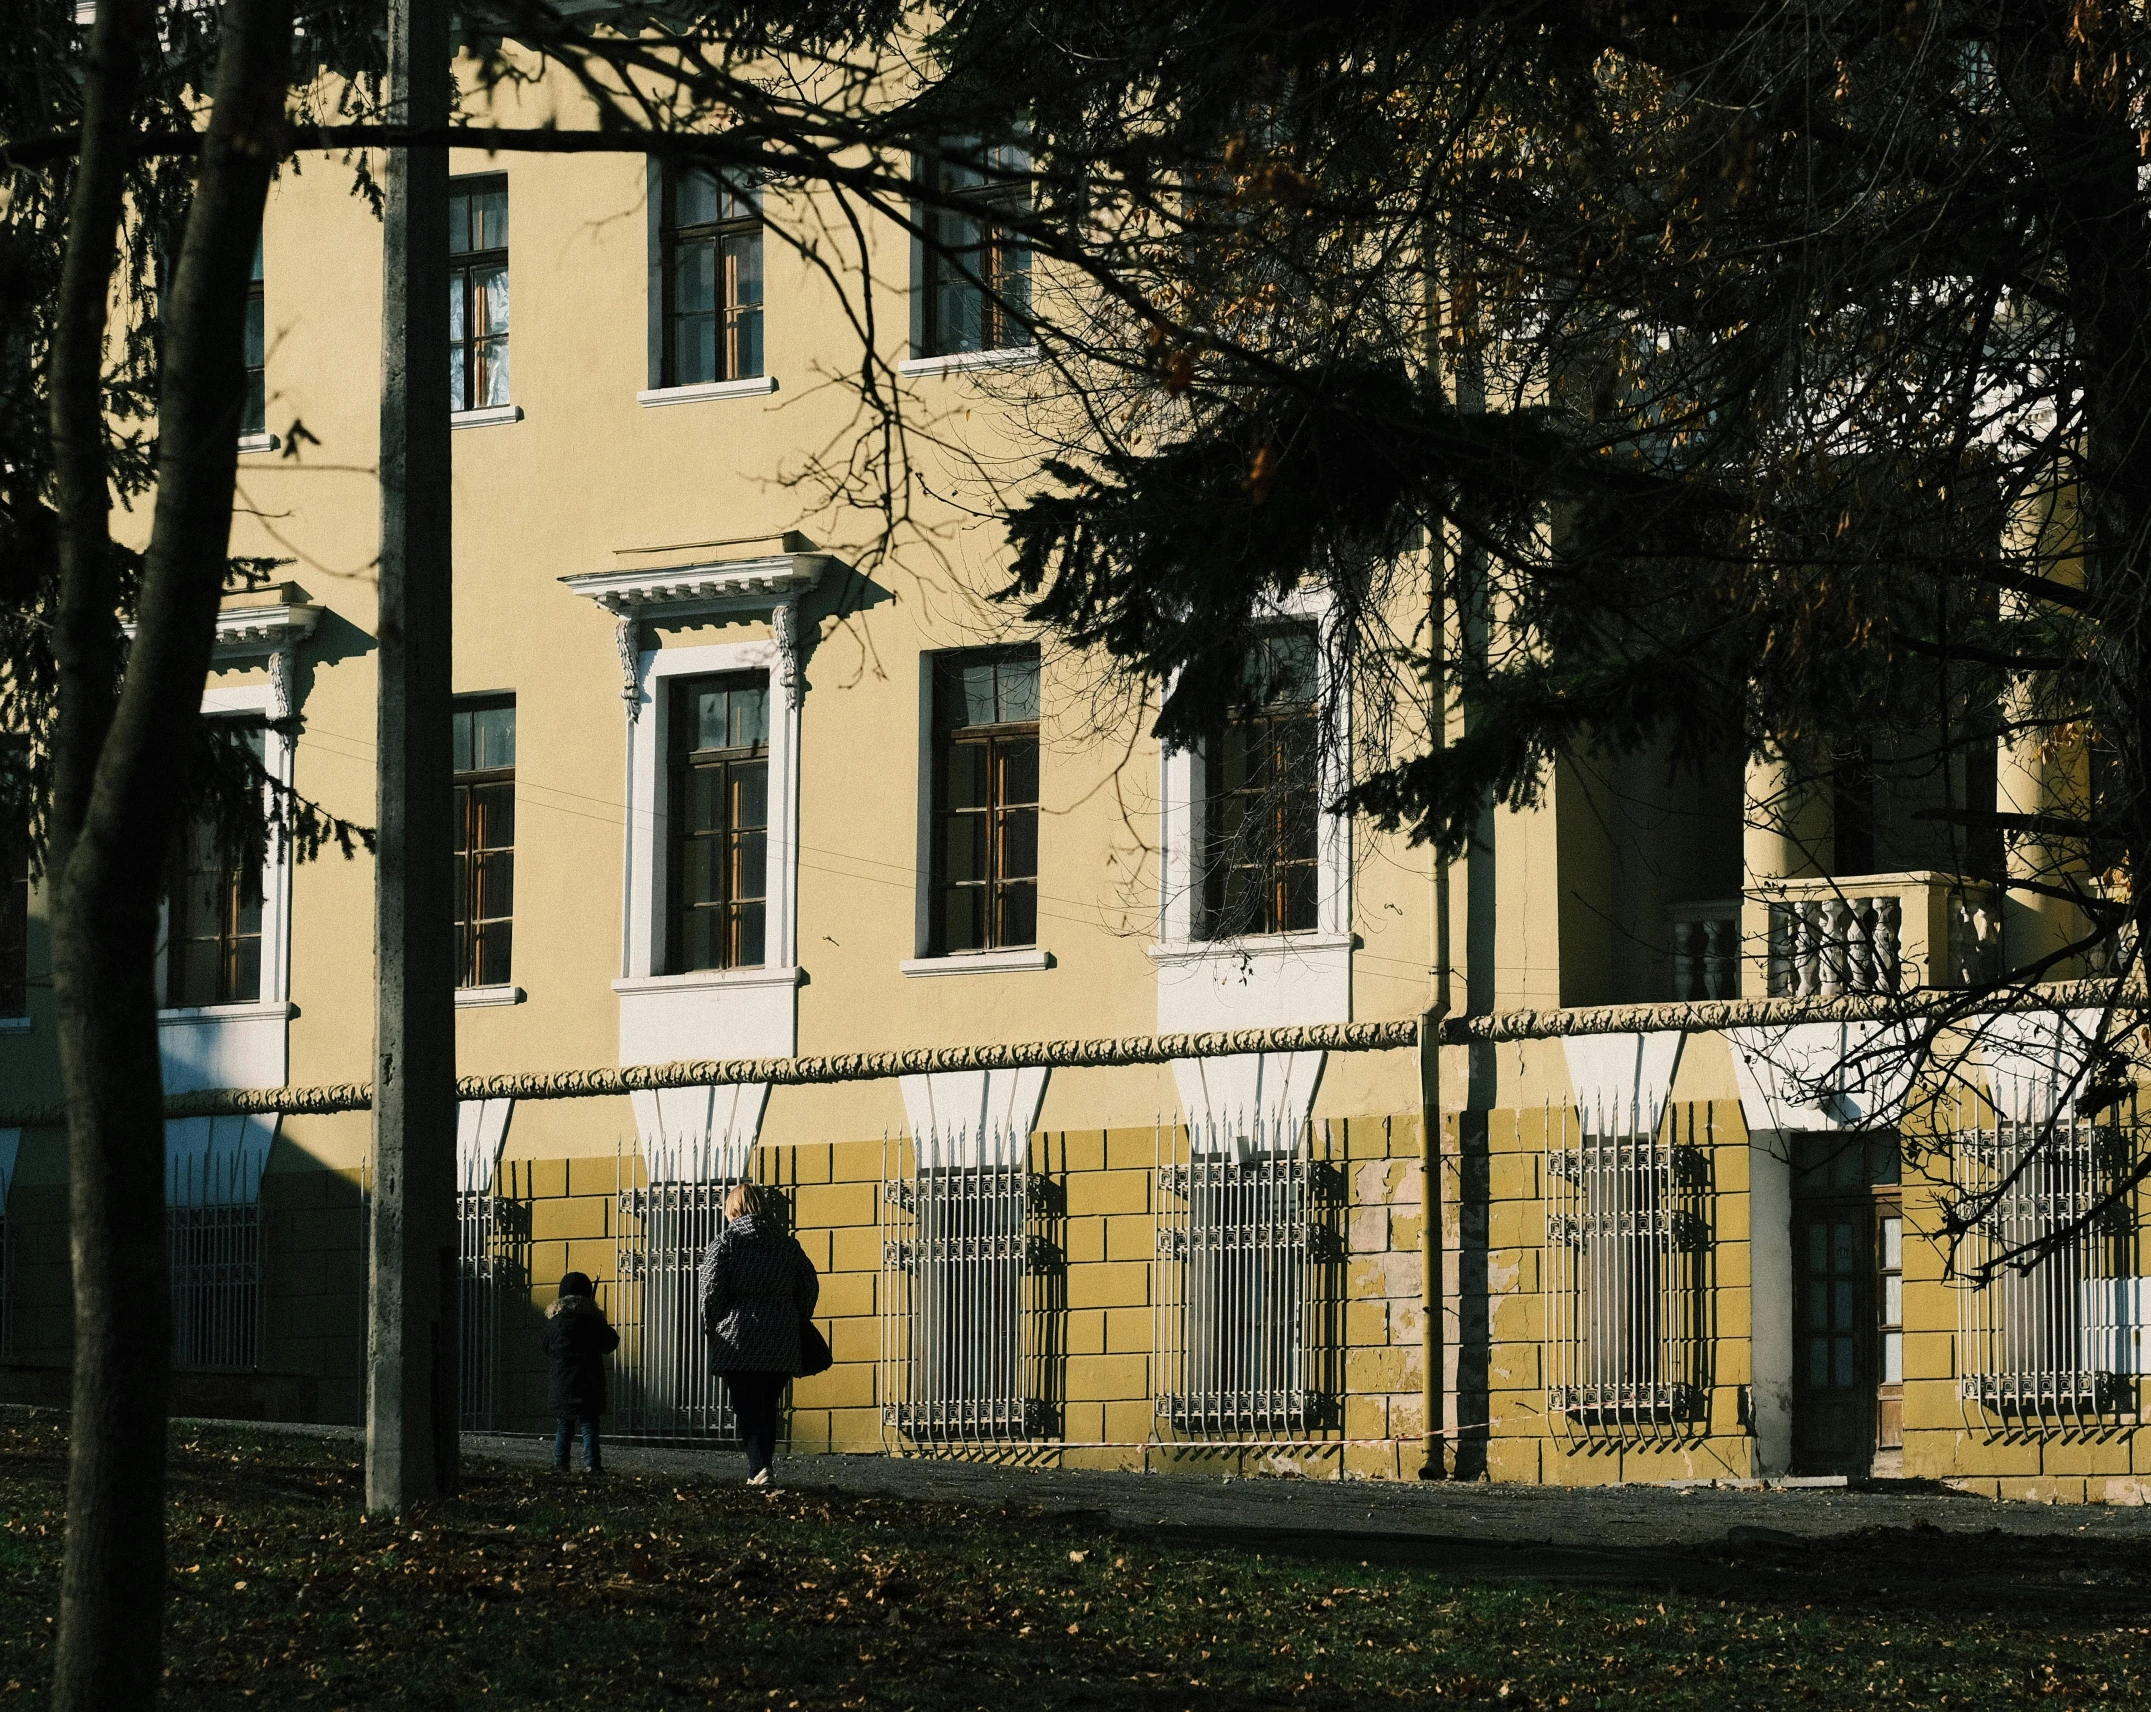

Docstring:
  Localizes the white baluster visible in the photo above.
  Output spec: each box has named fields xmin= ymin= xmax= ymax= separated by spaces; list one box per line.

xmin=1877 ymin=895 xmax=1902 ymax=989
xmin=1672 ymin=919 xmax=1696 ymax=1000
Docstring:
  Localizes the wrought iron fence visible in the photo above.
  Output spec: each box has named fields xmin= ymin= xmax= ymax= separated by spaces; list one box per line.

xmin=1954 ymin=1103 xmax=2134 ymax=1429
xmin=1544 ymin=1100 xmax=1712 ymax=1437
xmin=1154 ymin=1117 xmax=1341 ymax=1442
xmin=168 ymin=1144 xmax=266 ymax=1373
xmin=879 ymin=1129 xmax=1048 ymax=1446
xmin=458 ymin=1170 xmax=532 ymax=1430
xmin=613 ymin=1170 xmax=739 ymax=1442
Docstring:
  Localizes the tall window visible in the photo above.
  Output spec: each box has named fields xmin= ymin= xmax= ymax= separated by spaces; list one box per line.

xmin=450 ymin=176 xmax=510 ymax=412
xmin=660 ymin=166 xmax=763 ymax=386
xmin=917 ymin=139 xmax=1031 ymax=358
xmin=668 ymin=675 xmax=769 ymax=972
xmin=165 ymin=723 xmax=265 ymax=1009
xmin=1199 ymin=627 xmax=1319 ymax=939
xmin=242 ymin=235 xmax=265 ymax=437
xmin=454 ymin=697 xmax=516 ymax=987
xmin=931 ymin=649 xmax=1040 ymax=954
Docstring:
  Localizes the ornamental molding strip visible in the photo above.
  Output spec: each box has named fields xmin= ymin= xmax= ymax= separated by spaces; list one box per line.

xmin=561 ymin=536 xmax=830 ymax=718
xmin=6 ymin=978 xmax=2143 ymax=1128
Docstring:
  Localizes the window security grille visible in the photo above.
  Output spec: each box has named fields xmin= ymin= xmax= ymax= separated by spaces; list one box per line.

xmin=168 ymin=1145 xmax=265 ymax=1373
xmin=614 ymin=1172 xmax=739 ymax=1441
xmin=1545 ymin=1102 xmax=1711 ymax=1434
xmin=1954 ymin=1107 xmax=2132 ymax=1427
xmin=457 ymin=1164 xmax=531 ymax=1432
xmin=1154 ymin=1118 xmax=1340 ymax=1440
xmin=880 ymin=1131 xmax=1045 ymax=1444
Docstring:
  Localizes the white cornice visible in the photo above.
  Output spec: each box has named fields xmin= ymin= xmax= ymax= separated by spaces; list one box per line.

xmin=212 ymin=603 xmax=321 ymax=656
xmin=560 ymin=554 xmax=826 ymax=618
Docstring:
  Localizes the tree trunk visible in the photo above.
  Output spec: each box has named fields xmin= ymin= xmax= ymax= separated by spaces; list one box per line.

xmin=48 ymin=0 xmax=293 ymax=1705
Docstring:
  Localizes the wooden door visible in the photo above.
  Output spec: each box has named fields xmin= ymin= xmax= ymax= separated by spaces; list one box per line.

xmin=1792 ymin=1202 xmax=1872 ymax=1473
xmin=1790 ymin=1135 xmax=1902 ymax=1476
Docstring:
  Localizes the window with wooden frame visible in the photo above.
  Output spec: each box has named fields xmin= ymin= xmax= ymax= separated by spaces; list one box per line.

xmin=165 ymin=723 xmax=266 ymax=1009
xmin=931 ymin=649 xmax=1040 ymax=954
xmin=242 ymin=234 xmax=265 ymax=436
xmin=1198 ymin=627 xmax=1320 ymax=939
xmin=450 ymin=175 xmax=510 ymax=412
xmin=916 ymin=139 xmax=1031 ymax=358
xmin=659 ymin=165 xmax=763 ymax=386
xmin=454 ymin=697 xmax=516 ymax=988
xmin=668 ymin=674 xmax=770 ymax=972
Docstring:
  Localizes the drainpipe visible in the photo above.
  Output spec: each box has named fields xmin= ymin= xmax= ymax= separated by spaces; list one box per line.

xmin=1420 ymin=560 xmax=1450 ymax=1480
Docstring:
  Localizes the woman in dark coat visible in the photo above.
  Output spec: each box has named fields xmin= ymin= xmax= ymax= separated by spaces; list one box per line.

xmin=544 ymin=1271 xmax=620 ymax=1473
xmin=698 ymin=1182 xmax=819 ymax=1485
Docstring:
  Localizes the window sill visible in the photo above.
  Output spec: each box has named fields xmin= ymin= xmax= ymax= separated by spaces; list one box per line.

xmin=157 ymin=1000 xmax=297 ymax=1025
xmin=451 ymin=404 xmax=524 ymax=431
xmin=237 ymin=432 xmax=281 ymax=456
xmin=612 ymin=966 xmax=803 ymax=996
xmin=900 ymin=948 xmax=1054 ymax=978
xmin=455 ymin=984 xmax=525 ymax=1009
xmin=637 ymin=376 xmax=779 ymax=407
xmin=1146 ymin=932 xmax=1354 ymax=966
xmin=898 ymin=347 xmax=1039 ymax=379
xmin=0 ymin=1015 xmax=29 ymax=1034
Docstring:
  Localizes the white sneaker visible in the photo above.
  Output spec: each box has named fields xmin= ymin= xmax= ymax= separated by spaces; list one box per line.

xmin=747 ymin=1468 xmax=771 ymax=1487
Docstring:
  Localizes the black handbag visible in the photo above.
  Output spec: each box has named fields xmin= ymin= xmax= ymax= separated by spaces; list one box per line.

xmin=797 ymin=1317 xmax=833 ymax=1377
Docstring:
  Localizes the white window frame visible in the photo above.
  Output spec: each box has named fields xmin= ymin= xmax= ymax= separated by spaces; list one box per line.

xmin=154 ymin=681 xmax=298 ymax=1021
xmin=1151 ymin=587 xmax=1353 ymax=980
xmin=618 ymin=636 xmax=802 ymax=987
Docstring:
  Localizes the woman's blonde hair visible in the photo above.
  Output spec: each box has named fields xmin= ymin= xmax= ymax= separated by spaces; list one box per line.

xmin=725 ymin=1180 xmax=771 ymax=1221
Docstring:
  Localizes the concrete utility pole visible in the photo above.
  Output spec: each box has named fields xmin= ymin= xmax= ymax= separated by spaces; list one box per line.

xmin=367 ymin=0 xmax=457 ymax=1512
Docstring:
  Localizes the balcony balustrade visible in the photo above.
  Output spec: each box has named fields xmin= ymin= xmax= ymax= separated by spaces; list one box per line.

xmin=1752 ymin=871 xmax=1999 ymax=998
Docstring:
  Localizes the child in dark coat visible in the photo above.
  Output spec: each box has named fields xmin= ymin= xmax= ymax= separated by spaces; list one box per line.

xmin=544 ymin=1271 xmax=620 ymax=1473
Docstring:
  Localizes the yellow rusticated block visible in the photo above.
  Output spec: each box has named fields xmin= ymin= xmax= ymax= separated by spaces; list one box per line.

xmin=1104 ymin=1214 xmax=1155 ymax=1263
xmin=1102 ymin=1398 xmax=1155 ymax=1447
xmin=527 ymin=1196 xmax=589 ymax=1244
xmin=1345 ymin=1299 xmax=1390 ymax=1348
xmin=1055 ymin=1131 xmax=1107 ymax=1175
xmin=825 ymin=1225 xmax=882 ymax=1275
xmin=563 ymin=1239 xmax=616 ymax=1285
xmin=794 ymin=1362 xmax=875 ymax=1411
xmin=1066 ymin=1171 xmax=1149 ymax=1217
xmin=786 ymin=1143 xmax=834 ymax=1186
xmin=1484 ymin=1436 xmax=1543 ymax=1485
xmin=1344 ymin=1390 xmax=1389 ymax=1444
xmin=565 ymin=1157 xmax=623 ymax=1200
xmin=1062 ymin=1217 xmax=1107 ymax=1263
xmin=1065 ymin=1309 xmax=1107 ymax=1356
xmin=815 ymin=1271 xmax=875 ymax=1319
xmin=523 ymin=1158 xmax=568 ymax=1201
xmin=1486 ymin=1343 xmax=1540 ymax=1393
xmin=792 ymin=1180 xmax=878 ymax=1231
xmin=2042 ymin=1437 xmax=2135 ymax=1479
xmin=1488 ymin=1293 xmax=1544 ymax=1345
xmin=1103 ymin=1305 xmax=1152 ymax=1354
xmin=1347 ymin=1203 xmax=1391 ymax=1255
xmin=1347 ymin=1250 xmax=1421 ymax=1301
xmin=1065 ymin=1353 xmax=1149 ymax=1403
xmin=828 ymin=1317 xmax=878 ymax=1364
xmin=1103 ymin=1128 xmax=1157 ymax=1172
xmin=1344 ymin=1441 xmax=1402 ymax=1481
xmin=1066 ymin=1260 xmax=1150 ymax=1310
xmin=1488 ymin=1153 xmax=1541 ymax=1203
xmin=1387 ymin=1211 xmax=1424 ymax=1254
xmin=823 ymin=1406 xmax=885 ymax=1454
xmin=827 ymin=1138 xmax=880 ymax=1184
xmin=1486 ymin=1200 xmax=1543 ymax=1251
xmin=1901 ymin=1329 xmax=1956 ymax=1385
xmin=1346 ymin=1343 xmax=1419 ymax=1393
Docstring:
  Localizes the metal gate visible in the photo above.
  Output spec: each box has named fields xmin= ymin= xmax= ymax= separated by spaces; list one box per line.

xmin=1954 ymin=1103 xmax=2132 ymax=1428
xmin=880 ymin=1129 xmax=1045 ymax=1445
xmin=168 ymin=1146 xmax=265 ymax=1373
xmin=458 ymin=1166 xmax=531 ymax=1431
xmin=1154 ymin=1117 xmax=1341 ymax=1441
xmin=614 ymin=1175 xmax=738 ymax=1441
xmin=1545 ymin=1100 xmax=1712 ymax=1435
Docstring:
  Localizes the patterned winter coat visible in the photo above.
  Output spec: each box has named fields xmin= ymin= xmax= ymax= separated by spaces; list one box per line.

xmin=698 ymin=1213 xmax=820 ymax=1376
xmin=543 ymin=1293 xmax=620 ymax=1417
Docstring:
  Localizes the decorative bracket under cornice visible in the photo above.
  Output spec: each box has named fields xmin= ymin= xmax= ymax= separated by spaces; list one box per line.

xmin=130 ymin=596 xmax=323 ymax=722
xmin=561 ymin=538 xmax=830 ymax=721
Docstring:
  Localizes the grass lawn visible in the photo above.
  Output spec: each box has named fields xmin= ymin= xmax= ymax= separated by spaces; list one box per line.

xmin=1 ymin=1417 xmax=2148 ymax=1708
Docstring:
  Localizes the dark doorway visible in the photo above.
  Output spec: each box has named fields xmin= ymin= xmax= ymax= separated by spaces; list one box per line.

xmin=1790 ymin=1134 xmax=1902 ymax=1475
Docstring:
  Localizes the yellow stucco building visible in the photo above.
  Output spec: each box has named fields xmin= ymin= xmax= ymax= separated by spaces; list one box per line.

xmin=0 ymin=69 xmax=2139 ymax=1501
